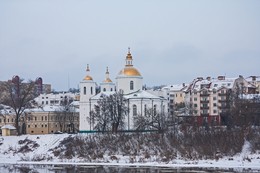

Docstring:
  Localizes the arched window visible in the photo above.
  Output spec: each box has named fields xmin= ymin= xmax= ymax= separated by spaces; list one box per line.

xmin=111 ymin=88 xmax=113 ymax=91
xmin=153 ymin=104 xmax=157 ymax=116
xmin=91 ymin=87 xmax=93 ymax=94
xmin=133 ymin=104 xmax=137 ymax=116
xmin=130 ymin=81 xmax=134 ymax=90
xmin=83 ymin=87 xmax=86 ymax=95
xmin=144 ymin=104 xmax=147 ymax=116
xmin=103 ymin=88 xmax=106 ymax=92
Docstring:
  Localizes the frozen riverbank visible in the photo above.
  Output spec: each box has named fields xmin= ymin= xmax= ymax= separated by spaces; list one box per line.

xmin=0 ymin=134 xmax=259 ymax=171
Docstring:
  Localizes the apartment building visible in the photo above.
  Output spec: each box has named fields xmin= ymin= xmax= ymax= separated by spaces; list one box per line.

xmin=184 ymin=75 xmax=256 ymax=126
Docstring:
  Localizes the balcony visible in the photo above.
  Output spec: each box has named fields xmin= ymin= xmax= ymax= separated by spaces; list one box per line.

xmin=200 ymin=93 xmax=210 ymax=96
xmin=200 ymin=106 xmax=209 ymax=109
xmin=200 ymin=100 xmax=209 ymax=103
xmin=218 ymin=93 xmax=226 ymax=96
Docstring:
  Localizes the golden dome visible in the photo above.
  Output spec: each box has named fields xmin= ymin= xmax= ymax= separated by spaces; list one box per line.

xmin=83 ymin=64 xmax=93 ymax=81
xmin=103 ymin=66 xmax=113 ymax=83
xmin=84 ymin=75 xmax=93 ymax=81
xmin=104 ymin=78 xmax=112 ymax=83
xmin=118 ymin=67 xmax=141 ymax=76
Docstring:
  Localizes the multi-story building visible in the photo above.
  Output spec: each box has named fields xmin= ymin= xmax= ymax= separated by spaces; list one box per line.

xmin=160 ymin=84 xmax=188 ymax=116
xmin=183 ymin=75 xmax=256 ymax=126
xmin=0 ymin=104 xmax=79 ymax=135
xmin=35 ymin=92 xmax=79 ymax=106
xmin=24 ymin=105 xmax=79 ymax=134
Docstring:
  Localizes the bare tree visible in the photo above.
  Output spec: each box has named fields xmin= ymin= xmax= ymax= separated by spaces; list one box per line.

xmin=54 ymin=97 xmax=76 ymax=133
xmin=0 ymin=77 xmax=36 ymax=135
xmin=134 ymin=108 xmax=169 ymax=133
xmin=90 ymin=91 xmax=128 ymax=133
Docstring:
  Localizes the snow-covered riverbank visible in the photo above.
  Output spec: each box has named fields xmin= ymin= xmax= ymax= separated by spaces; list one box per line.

xmin=0 ymin=134 xmax=259 ymax=170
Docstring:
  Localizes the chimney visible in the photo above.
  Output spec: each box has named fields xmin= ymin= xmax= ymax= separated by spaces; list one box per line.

xmin=182 ymin=83 xmax=185 ymax=87
xmin=252 ymin=76 xmax=256 ymax=81
xmin=206 ymin=76 xmax=211 ymax=81
xmin=239 ymin=75 xmax=243 ymax=78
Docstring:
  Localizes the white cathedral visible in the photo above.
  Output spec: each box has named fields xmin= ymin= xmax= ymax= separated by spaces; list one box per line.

xmin=79 ymin=49 xmax=167 ymax=132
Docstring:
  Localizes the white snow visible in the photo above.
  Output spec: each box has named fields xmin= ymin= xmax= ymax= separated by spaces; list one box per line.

xmin=1 ymin=124 xmax=16 ymax=130
xmin=0 ymin=134 xmax=259 ymax=171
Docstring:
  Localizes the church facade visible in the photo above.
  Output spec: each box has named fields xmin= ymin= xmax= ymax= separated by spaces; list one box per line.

xmin=79 ymin=49 xmax=167 ymax=132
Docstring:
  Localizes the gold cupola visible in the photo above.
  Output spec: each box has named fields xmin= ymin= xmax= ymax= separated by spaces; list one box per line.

xmin=103 ymin=67 xmax=112 ymax=83
xmin=118 ymin=48 xmax=142 ymax=77
xmin=83 ymin=64 xmax=93 ymax=81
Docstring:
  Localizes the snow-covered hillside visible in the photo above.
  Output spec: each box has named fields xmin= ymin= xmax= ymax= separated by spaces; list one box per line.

xmin=0 ymin=133 xmax=259 ymax=170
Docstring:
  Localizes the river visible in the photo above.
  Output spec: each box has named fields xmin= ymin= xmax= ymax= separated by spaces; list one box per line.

xmin=0 ymin=164 xmax=258 ymax=173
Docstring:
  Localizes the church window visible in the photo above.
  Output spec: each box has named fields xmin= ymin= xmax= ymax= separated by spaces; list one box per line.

xmin=130 ymin=81 xmax=134 ymax=90
xmin=153 ymin=105 xmax=157 ymax=116
xmin=133 ymin=105 xmax=137 ymax=116
xmin=83 ymin=87 xmax=86 ymax=95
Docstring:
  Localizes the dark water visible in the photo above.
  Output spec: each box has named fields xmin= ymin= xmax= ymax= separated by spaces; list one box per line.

xmin=0 ymin=164 xmax=258 ymax=173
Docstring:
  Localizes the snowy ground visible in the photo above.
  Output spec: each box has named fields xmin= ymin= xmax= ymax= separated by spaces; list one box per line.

xmin=0 ymin=134 xmax=259 ymax=171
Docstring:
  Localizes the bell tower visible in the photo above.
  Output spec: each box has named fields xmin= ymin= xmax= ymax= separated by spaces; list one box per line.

xmin=79 ymin=64 xmax=96 ymax=132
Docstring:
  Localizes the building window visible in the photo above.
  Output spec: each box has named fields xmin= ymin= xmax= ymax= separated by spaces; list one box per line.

xmin=46 ymin=101 xmax=48 ymax=104
xmin=103 ymin=88 xmax=106 ymax=92
xmin=35 ymin=125 xmax=37 ymax=128
xmin=130 ymin=81 xmax=134 ymax=90
xmin=194 ymin=104 xmax=197 ymax=108
xmin=35 ymin=117 xmax=37 ymax=121
xmin=202 ymin=110 xmax=208 ymax=114
xmin=42 ymin=101 xmax=44 ymax=105
xmin=213 ymin=103 xmax=217 ymax=107
xmin=45 ymin=116 xmax=47 ymax=121
xmin=28 ymin=125 xmax=30 ymax=128
xmin=213 ymin=110 xmax=217 ymax=113
xmin=153 ymin=105 xmax=157 ymax=115
xmin=91 ymin=87 xmax=93 ymax=94
xmin=213 ymin=97 xmax=217 ymax=100
xmin=0 ymin=119 xmax=1 ymax=123
xmin=111 ymin=88 xmax=113 ymax=91
xmin=83 ymin=87 xmax=86 ymax=95
xmin=180 ymin=93 xmax=182 ymax=97
xmin=133 ymin=105 xmax=137 ymax=116
xmin=144 ymin=104 xmax=147 ymax=116
xmin=194 ymin=97 xmax=197 ymax=101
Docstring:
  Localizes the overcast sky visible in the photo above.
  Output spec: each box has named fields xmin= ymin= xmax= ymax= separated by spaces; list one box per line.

xmin=0 ymin=0 xmax=259 ymax=91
